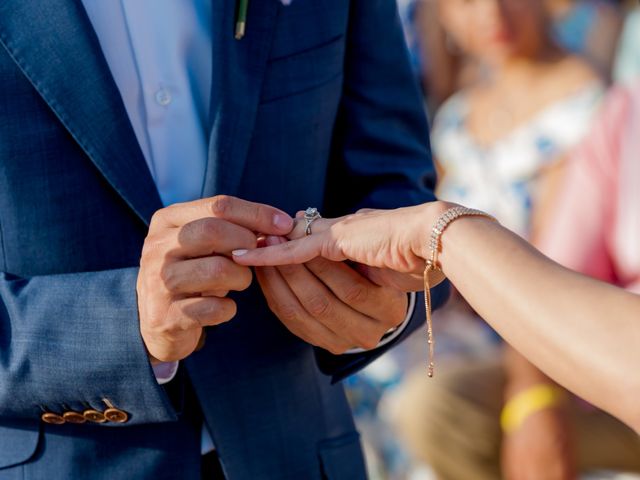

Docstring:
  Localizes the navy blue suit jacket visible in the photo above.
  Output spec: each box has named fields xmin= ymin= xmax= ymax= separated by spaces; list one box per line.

xmin=0 ymin=0 xmax=448 ymax=478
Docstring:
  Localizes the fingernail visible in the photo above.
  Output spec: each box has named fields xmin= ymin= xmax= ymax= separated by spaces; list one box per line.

xmin=232 ymin=249 xmax=249 ymax=256
xmin=273 ymin=213 xmax=293 ymax=231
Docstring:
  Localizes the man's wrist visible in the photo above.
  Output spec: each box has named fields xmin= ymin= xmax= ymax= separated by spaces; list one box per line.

xmin=344 ymin=291 xmax=416 ymax=354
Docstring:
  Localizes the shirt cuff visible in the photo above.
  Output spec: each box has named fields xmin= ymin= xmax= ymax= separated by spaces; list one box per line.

xmin=344 ymin=291 xmax=416 ymax=354
xmin=153 ymin=361 xmax=179 ymax=385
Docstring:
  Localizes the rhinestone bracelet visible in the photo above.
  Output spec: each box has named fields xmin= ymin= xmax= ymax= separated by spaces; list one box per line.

xmin=423 ymin=206 xmax=496 ymax=377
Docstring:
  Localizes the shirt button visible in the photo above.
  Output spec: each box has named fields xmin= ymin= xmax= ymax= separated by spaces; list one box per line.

xmin=155 ymin=88 xmax=172 ymax=106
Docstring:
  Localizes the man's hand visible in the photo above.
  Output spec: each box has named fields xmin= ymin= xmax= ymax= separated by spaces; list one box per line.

xmin=256 ymin=234 xmax=408 ymax=355
xmin=502 ymin=393 xmax=576 ymax=480
xmin=137 ymin=196 xmax=293 ymax=363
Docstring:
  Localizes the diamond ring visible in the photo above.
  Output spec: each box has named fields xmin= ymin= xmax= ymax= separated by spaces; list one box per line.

xmin=303 ymin=207 xmax=322 ymax=236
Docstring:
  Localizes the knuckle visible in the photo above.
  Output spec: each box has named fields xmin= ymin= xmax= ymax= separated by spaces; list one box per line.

xmin=141 ymin=234 xmax=166 ymax=260
xmin=306 ymin=295 xmax=332 ymax=318
xmin=344 ymin=283 xmax=369 ymax=305
xmin=327 ymin=343 xmax=349 ymax=356
xmin=200 ymin=299 xmax=237 ymax=325
xmin=199 ymin=217 xmax=223 ymax=239
xmin=357 ymin=334 xmax=380 ymax=351
xmin=183 ymin=300 xmax=209 ymax=324
xmin=157 ymin=303 xmax=182 ymax=332
xmin=201 ymin=257 xmax=226 ymax=280
xmin=384 ymin=314 xmax=403 ymax=331
xmin=175 ymin=304 xmax=197 ymax=331
xmin=252 ymin=203 xmax=264 ymax=225
xmin=143 ymin=313 xmax=165 ymax=331
xmin=276 ymin=303 xmax=300 ymax=324
xmin=237 ymin=268 xmax=253 ymax=291
xmin=149 ymin=209 xmax=165 ymax=227
xmin=209 ymin=195 xmax=233 ymax=218
xmin=159 ymin=265 xmax=180 ymax=293
xmin=388 ymin=294 xmax=409 ymax=325
xmin=309 ymin=258 xmax=331 ymax=276
xmin=277 ymin=263 xmax=297 ymax=276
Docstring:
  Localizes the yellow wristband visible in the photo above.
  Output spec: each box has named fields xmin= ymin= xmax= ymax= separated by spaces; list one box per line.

xmin=500 ymin=384 xmax=565 ymax=435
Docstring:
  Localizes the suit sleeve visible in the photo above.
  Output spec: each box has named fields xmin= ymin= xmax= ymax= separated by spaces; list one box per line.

xmin=317 ymin=0 xmax=449 ymax=382
xmin=0 ymin=267 xmax=177 ymax=425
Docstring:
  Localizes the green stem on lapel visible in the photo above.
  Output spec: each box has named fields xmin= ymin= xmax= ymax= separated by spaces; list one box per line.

xmin=235 ymin=0 xmax=249 ymax=40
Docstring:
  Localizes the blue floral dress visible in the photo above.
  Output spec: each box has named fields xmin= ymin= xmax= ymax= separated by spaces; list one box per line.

xmin=433 ymin=83 xmax=604 ymax=238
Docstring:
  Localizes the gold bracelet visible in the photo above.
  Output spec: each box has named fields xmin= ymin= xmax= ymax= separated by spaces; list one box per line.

xmin=500 ymin=384 xmax=566 ymax=434
xmin=424 ymin=206 xmax=496 ymax=377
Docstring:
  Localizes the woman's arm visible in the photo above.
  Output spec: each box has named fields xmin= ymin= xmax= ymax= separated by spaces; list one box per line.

xmin=439 ymin=213 xmax=640 ymax=432
xmin=233 ymin=202 xmax=640 ymax=431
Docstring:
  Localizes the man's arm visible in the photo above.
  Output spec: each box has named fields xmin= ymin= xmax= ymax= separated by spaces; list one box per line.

xmin=0 ymin=196 xmax=293 ymax=425
xmin=0 ymin=268 xmax=177 ymax=425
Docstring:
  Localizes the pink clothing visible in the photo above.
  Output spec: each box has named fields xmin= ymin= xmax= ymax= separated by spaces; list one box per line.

xmin=539 ymin=83 xmax=640 ymax=294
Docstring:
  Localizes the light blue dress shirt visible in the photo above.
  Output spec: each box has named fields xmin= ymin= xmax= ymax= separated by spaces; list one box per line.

xmin=82 ymin=0 xmax=212 ymax=207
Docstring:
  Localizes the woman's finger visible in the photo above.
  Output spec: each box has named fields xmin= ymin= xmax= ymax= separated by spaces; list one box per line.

xmin=232 ymin=233 xmax=326 ymax=266
xmin=288 ymin=216 xmax=336 ymax=240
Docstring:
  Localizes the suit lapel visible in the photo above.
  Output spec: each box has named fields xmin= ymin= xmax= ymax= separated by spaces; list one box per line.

xmin=0 ymin=0 xmax=162 ymax=225
xmin=203 ymin=0 xmax=280 ymax=197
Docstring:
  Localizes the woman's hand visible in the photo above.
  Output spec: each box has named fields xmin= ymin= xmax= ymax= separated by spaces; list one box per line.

xmin=233 ymin=202 xmax=449 ymax=290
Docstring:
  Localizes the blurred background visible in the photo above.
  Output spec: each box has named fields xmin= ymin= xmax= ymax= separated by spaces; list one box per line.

xmin=347 ymin=0 xmax=640 ymax=478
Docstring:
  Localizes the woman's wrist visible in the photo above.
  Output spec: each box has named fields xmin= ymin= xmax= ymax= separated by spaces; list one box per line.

xmin=413 ymin=201 xmax=452 ymax=262
xmin=438 ymin=210 xmax=499 ymax=273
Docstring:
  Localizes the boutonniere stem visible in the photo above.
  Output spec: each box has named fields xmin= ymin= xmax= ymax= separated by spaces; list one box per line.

xmin=235 ymin=0 xmax=249 ymax=40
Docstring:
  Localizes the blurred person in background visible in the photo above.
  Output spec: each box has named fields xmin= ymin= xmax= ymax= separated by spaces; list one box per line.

xmin=537 ymin=80 xmax=640 ymax=480
xmin=399 ymin=0 xmax=489 ymax=116
xmin=613 ymin=3 xmax=640 ymax=84
xmin=390 ymin=0 xmax=619 ymax=479
xmin=546 ymin=0 xmax=623 ymax=80
xmin=396 ymin=0 xmax=622 ymax=118
xmin=397 ymin=0 xmax=467 ymax=114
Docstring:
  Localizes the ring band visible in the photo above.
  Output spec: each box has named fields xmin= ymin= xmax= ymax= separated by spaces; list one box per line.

xmin=304 ymin=207 xmax=321 ymax=236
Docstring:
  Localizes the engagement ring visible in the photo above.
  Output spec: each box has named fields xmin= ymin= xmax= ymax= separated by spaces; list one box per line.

xmin=304 ymin=207 xmax=321 ymax=236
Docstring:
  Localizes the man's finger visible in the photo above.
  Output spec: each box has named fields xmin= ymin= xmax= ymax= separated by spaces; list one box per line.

xmin=305 ymin=258 xmax=384 ymax=319
xmin=355 ymin=265 xmax=423 ymax=292
xmin=161 ymin=256 xmax=253 ymax=295
xmin=172 ymin=217 xmax=259 ymax=258
xmin=256 ymin=266 xmax=350 ymax=354
xmin=151 ymin=195 xmax=293 ymax=234
xmin=270 ymin=252 xmax=382 ymax=350
xmin=170 ymin=296 xmax=237 ymax=330
xmin=201 ymin=290 xmax=230 ymax=297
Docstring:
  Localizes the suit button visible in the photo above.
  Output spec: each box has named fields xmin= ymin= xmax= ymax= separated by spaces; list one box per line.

xmin=104 ymin=407 xmax=129 ymax=423
xmin=41 ymin=412 xmax=65 ymax=425
xmin=63 ymin=411 xmax=86 ymax=424
xmin=83 ymin=409 xmax=107 ymax=423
